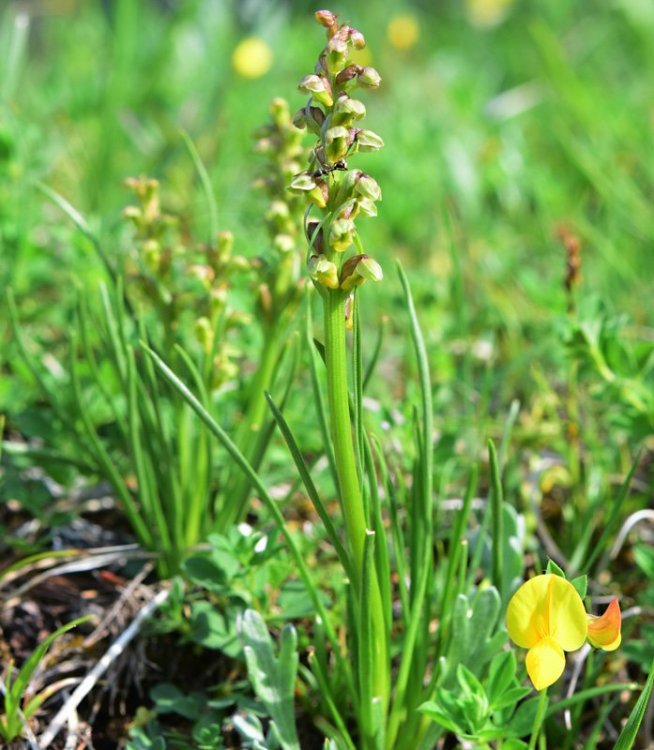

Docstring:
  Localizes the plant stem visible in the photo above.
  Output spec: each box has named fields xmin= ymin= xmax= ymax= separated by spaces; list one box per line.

xmin=323 ymin=290 xmax=390 ymax=720
xmin=221 ymin=328 xmax=281 ymax=529
xmin=528 ymin=689 xmax=549 ymax=750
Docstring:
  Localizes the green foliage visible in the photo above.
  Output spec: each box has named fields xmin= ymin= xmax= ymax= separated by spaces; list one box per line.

xmin=419 ymin=651 xmax=531 ymax=743
xmin=240 ymin=610 xmax=301 ymax=750
xmin=0 ymin=615 xmax=91 ymax=742
xmin=438 ymin=588 xmax=507 ymax=688
xmin=614 ymin=658 xmax=654 ymax=750
xmin=564 ymin=298 xmax=654 ymax=438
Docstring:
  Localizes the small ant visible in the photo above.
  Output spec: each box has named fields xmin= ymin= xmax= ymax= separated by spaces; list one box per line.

xmin=311 ymin=159 xmax=348 ymax=178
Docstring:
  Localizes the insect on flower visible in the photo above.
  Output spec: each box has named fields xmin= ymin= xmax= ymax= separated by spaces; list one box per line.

xmin=506 ymin=573 xmax=621 ymax=691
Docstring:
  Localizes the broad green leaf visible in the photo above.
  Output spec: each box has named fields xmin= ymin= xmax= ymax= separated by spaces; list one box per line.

xmin=488 ymin=650 xmax=517 ymax=706
xmin=506 ymin=696 xmax=546 ymax=739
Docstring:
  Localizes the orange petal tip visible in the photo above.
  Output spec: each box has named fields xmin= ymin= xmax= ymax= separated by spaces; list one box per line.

xmin=587 ymin=598 xmax=622 ymax=651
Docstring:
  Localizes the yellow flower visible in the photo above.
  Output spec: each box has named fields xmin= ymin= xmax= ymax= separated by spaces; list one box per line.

xmin=507 ymin=574 xmax=622 ymax=691
xmin=232 ymin=37 xmax=273 ymax=79
xmin=507 ymin=574 xmax=586 ymax=691
xmin=386 ymin=15 xmax=419 ymax=51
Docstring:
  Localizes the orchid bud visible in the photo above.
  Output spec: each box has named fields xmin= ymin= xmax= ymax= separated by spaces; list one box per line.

xmin=217 ymin=230 xmax=234 ymax=261
xmin=229 ymin=255 xmax=252 ymax=272
xmin=308 ymin=254 xmax=339 ymax=289
xmin=195 ymin=316 xmax=214 ymax=354
xmin=326 ymin=36 xmax=348 ymax=75
xmin=355 ymin=173 xmax=382 ymax=202
xmin=269 ymin=97 xmax=290 ymax=127
xmin=349 ymin=28 xmax=366 ymax=49
xmin=292 ymin=108 xmax=307 ymax=129
xmin=324 ymin=126 xmax=350 ymax=161
xmin=210 ymin=285 xmax=228 ymax=317
xmin=300 ymin=104 xmax=326 ymax=135
xmin=122 ymin=205 xmax=141 ymax=225
xmin=142 ymin=239 xmax=161 ymax=273
xmin=298 ymin=74 xmax=333 ymax=107
xmin=336 ymin=64 xmax=361 ymax=85
xmin=315 ymin=9 xmax=338 ymax=35
xmin=273 ymin=233 xmax=295 ymax=254
xmin=254 ymin=136 xmax=273 ymax=154
xmin=289 ymin=172 xmax=328 ymax=208
xmin=328 ymin=218 xmax=355 ymax=252
xmin=189 ymin=264 xmax=215 ymax=289
xmin=339 ymin=254 xmax=383 ymax=291
xmin=333 ymin=96 xmax=366 ymax=125
xmin=358 ymin=66 xmax=382 ymax=89
xmin=257 ymin=282 xmax=273 ymax=318
xmin=355 ymin=197 xmax=378 ymax=217
xmin=355 ymin=129 xmax=384 ymax=152
xmin=357 ymin=255 xmax=383 ymax=282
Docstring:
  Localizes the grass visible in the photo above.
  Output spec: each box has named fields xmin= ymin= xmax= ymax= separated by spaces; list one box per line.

xmin=1 ymin=1 xmax=653 ymax=748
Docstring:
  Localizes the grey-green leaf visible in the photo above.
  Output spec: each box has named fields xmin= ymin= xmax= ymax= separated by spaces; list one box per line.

xmin=240 ymin=610 xmax=300 ymax=750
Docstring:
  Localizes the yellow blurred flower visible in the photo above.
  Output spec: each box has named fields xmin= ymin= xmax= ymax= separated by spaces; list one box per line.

xmin=386 ymin=15 xmax=419 ymax=51
xmin=232 ymin=36 xmax=273 ymax=79
xmin=465 ymin=0 xmax=515 ymax=29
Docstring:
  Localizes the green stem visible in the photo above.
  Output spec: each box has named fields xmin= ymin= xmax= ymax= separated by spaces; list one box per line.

xmin=528 ymin=689 xmax=549 ymax=750
xmin=323 ymin=290 xmax=390 ymax=723
xmin=220 ymin=329 xmax=281 ymax=529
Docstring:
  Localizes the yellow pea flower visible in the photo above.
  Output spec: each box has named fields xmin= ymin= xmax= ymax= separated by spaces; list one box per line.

xmin=507 ymin=574 xmax=622 ymax=691
xmin=232 ymin=37 xmax=273 ymax=79
xmin=507 ymin=574 xmax=587 ymax=691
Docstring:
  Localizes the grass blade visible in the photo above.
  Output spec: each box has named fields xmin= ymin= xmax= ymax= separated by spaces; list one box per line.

xmin=613 ymin=662 xmax=654 ymax=750
xmin=488 ymin=439 xmax=504 ymax=596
